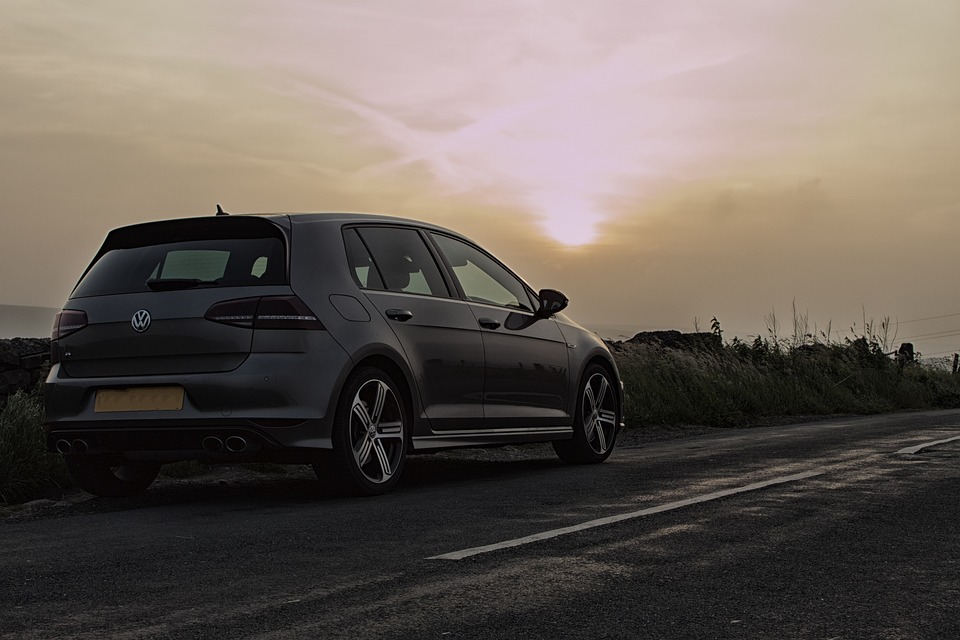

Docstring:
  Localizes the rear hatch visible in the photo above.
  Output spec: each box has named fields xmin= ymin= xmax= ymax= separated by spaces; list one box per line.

xmin=55 ymin=216 xmax=291 ymax=377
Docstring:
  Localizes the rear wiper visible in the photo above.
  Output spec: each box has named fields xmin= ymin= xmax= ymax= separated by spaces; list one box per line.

xmin=146 ymin=278 xmax=220 ymax=291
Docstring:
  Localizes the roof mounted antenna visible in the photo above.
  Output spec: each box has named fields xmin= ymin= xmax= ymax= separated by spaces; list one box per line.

xmin=216 ymin=204 xmax=229 ymax=216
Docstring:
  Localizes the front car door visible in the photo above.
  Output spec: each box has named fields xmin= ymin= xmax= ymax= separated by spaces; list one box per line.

xmin=428 ymin=233 xmax=570 ymax=429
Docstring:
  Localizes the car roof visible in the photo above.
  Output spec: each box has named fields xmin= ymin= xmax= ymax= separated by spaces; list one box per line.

xmin=282 ymin=211 xmax=453 ymax=231
xmin=101 ymin=211 xmax=487 ymax=260
xmin=104 ymin=211 xmax=465 ymax=237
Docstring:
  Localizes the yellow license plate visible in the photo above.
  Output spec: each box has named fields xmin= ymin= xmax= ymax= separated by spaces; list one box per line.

xmin=95 ymin=387 xmax=184 ymax=413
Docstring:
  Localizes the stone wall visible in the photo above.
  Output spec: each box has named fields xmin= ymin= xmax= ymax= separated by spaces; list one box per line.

xmin=0 ymin=338 xmax=50 ymax=406
xmin=623 ymin=330 xmax=722 ymax=351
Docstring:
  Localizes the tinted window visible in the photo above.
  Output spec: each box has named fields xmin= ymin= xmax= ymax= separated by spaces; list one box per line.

xmin=73 ymin=237 xmax=286 ymax=298
xmin=343 ymin=229 xmax=385 ymax=289
xmin=357 ymin=227 xmax=448 ymax=297
xmin=156 ymin=250 xmax=230 ymax=280
xmin=431 ymin=233 xmax=535 ymax=312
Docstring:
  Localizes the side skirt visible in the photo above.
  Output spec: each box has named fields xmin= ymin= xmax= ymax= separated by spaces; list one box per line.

xmin=411 ymin=425 xmax=573 ymax=452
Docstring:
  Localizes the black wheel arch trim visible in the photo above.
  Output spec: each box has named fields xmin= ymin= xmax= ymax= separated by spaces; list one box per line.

xmin=340 ymin=343 xmax=427 ymax=437
xmin=574 ymin=349 xmax=624 ymax=428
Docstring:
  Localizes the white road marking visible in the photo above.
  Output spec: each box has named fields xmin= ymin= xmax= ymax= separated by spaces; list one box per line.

xmin=428 ymin=468 xmax=827 ymax=561
xmin=896 ymin=435 xmax=960 ymax=455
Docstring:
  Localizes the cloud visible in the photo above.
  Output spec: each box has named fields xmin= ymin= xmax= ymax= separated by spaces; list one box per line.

xmin=231 ymin=1 xmax=767 ymax=243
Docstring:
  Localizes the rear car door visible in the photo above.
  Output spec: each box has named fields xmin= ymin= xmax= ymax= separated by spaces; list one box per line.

xmin=347 ymin=226 xmax=485 ymax=431
xmin=428 ymin=232 xmax=570 ymax=428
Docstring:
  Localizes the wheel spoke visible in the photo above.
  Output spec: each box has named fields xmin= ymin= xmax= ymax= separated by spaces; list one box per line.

xmin=584 ymin=384 xmax=597 ymax=414
xmin=594 ymin=376 xmax=609 ymax=409
xmin=370 ymin=381 xmax=388 ymax=427
xmin=352 ymin=401 xmax=373 ymax=431
xmin=355 ymin=433 xmax=373 ymax=467
xmin=595 ymin=420 xmax=608 ymax=453
xmin=372 ymin=440 xmax=393 ymax=479
xmin=598 ymin=409 xmax=617 ymax=427
xmin=377 ymin=420 xmax=404 ymax=438
xmin=584 ymin=416 xmax=597 ymax=441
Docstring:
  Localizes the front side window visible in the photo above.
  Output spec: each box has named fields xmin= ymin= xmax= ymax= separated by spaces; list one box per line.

xmin=355 ymin=227 xmax=449 ymax=297
xmin=430 ymin=233 xmax=535 ymax=312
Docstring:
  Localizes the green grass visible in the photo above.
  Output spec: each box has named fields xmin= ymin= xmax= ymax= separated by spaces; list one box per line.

xmin=0 ymin=386 xmax=72 ymax=504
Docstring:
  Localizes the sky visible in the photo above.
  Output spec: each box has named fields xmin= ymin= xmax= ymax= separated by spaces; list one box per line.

xmin=2 ymin=0 xmax=960 ymax=356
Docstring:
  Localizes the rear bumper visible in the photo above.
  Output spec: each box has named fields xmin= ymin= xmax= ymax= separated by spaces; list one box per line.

xmin=43 ymin=345 xmax=351 ymax=457
xmin=44 ymin=422 xmax=325 ymax=464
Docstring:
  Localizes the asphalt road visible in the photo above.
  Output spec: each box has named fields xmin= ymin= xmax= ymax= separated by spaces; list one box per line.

xmin=2 ymin=410 xmax=959 ymax=639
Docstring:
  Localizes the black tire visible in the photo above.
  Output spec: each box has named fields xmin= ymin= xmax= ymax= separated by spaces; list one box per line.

xmin=65 ymin=455 xmax=161 ymax=497
xmin=553 ymin=364 xmax=619 ymax=464
xmin=313 ymin=366 xmax=409 ymax=496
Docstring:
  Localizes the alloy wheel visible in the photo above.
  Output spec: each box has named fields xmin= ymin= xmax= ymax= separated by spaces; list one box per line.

xmin=581 ymin=372 xmax=617 ymax=455
xmin=349 ymin=378 xmax=405 ymax=484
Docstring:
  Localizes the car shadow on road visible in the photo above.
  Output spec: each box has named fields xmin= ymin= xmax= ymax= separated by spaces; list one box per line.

xmin=400 ymin=452 xmax=564 ymax=490
xmin=13 ymin=446 xmax=568 ymax=520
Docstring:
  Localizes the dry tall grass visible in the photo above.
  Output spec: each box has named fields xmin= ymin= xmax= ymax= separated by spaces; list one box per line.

xmin=612 ymin=333 xmax=960 ymax=427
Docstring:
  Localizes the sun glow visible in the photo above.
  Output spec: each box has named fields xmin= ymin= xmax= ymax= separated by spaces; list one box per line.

xmin=528 ymin=191 xmax=603 ymax=246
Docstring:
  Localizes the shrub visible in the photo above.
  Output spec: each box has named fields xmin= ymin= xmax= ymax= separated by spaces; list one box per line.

xmin=614 ymin=334 xmax=960 ymax=428
xmin=0 ymin=386 xmax=72 ymax=504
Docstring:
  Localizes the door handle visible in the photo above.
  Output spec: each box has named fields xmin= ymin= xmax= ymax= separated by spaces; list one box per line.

xmin=478 ymin=317 xmax=501 ymax=330
xmin=385 ymin=309 xmax=414 ymax=322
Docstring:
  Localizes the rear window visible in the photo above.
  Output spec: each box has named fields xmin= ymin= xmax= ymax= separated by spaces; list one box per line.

xmin=72 ymin=218 xmax=287 ymax=298
xmin=156 ymin=249 xmax=230 ymax=281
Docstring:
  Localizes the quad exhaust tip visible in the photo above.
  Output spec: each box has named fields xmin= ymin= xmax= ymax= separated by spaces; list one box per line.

xmin=56 ymin=435 xmax=247 ymax=455
xmin=225 ymin=436 xmax=247 ymax=452
xmin=55 ymin=439 xmax=89 ymax=454
xmin=202 ymin=436 xmax=224 ymax=452
xmin=202 ymin=436 xmax=247 ymax=452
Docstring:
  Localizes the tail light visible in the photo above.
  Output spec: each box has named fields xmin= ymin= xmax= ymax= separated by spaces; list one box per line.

xmin=205 ymin=296 xmax=324 ymax=330
xmin=254 ymin=296 xmax=324 ymax=330
xmin=52 ymin=310 xmax=88 ymax=340
xmin=204 ymin=298 xmax=258 ymax=328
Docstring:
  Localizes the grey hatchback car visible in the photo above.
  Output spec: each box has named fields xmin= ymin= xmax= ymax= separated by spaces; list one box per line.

xmin=44 ymin=212 xmax=623 ymax=496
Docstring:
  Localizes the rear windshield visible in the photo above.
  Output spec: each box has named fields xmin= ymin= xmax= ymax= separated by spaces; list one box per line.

xmin=72 ymin=218 xmax=287 ymax=298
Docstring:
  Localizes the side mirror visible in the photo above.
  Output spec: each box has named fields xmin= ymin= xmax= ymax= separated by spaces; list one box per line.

xmin=537 ymin=289 xmax=568 ymax=318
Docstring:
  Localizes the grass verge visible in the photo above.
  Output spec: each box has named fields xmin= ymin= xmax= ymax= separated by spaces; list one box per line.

xmin=612 ymin=335 xmax=960 ymax=427
xmin=0 ymin=386 xmax=71 ymax=504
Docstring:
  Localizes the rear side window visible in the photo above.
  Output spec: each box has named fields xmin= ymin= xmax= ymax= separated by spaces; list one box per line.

xmin=343 ymin=229 xmax=384 ymax=289
xmin=72 ymin=218 xmax=287 ymax=298
xmin=354 ymin=227 xmax=449 ymax=297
